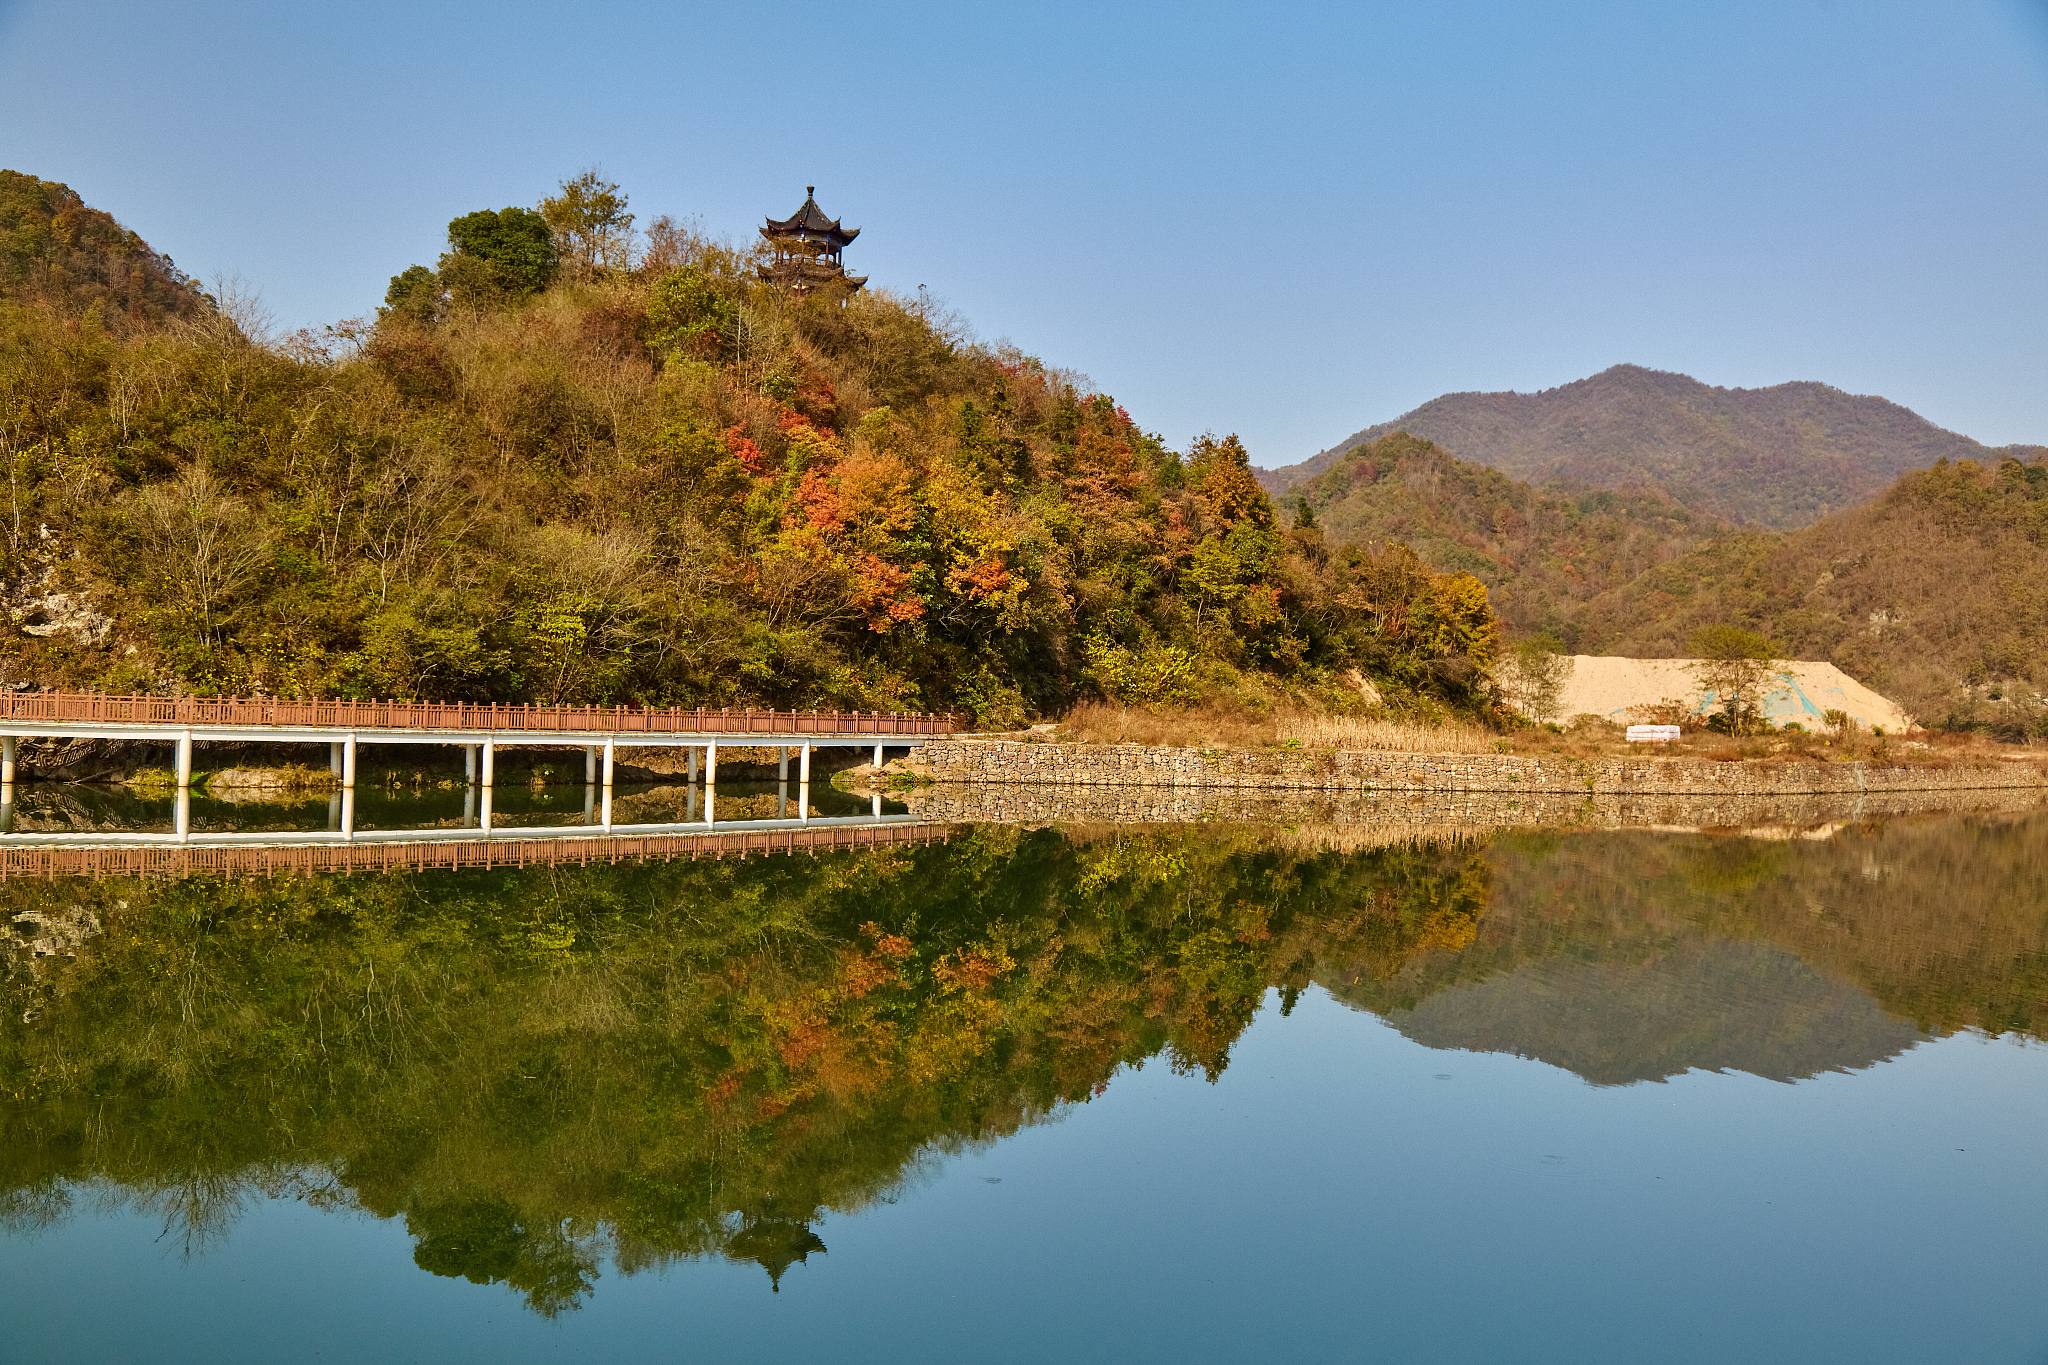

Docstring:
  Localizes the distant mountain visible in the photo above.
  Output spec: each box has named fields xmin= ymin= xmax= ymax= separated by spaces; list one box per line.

xmin=1289 ymin=431 xmax=1727 ymax=639
xmin=1387 ymin=939 xmax=1919 ymax=1086
xmin=1263 ymin=364 xmax=2045 ymax=530
xmin=0 ymin=170 xmax=211 ymax=332
xmin=1575 ymin=452 xmax=2048 ymax=731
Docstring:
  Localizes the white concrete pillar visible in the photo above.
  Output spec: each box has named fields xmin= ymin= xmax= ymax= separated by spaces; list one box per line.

xmin=342 ymin=735 xmax=357 ymax=790
xmin=778 ymin=746 xmax=789 ymax=781
xmin=799 ymin=743 xmax=812 ymax=784
xmin=873 ymin=742 xmax=884 ymax=771
xmin=462 ymin=786 xmax=476 ymax=827
xmin=777 ymin=782 xmax=788 ymax=820
xmin=705 ymin=742 xmax=717 ymax=788
xmin=176 ymin=731 xmax=194 ymax=788
xmin=329 ymin=741 xmax=343 ymax=777
xmin=602 ymin=739 xmax=615 ymax=787
xmin=481 ymin=739 xmax=495 ymax=787
xmin=582 ymin=783 xmax=594 ymax=823
xmin=464 ymin=744 xmax=477 ymax=785
xmin=601 ymin=783 xmax=613 ymax=829
xmin=585 ymin=746 xmax=597 ymax=783
xmin=688 ymin=745 xmax=698 ymax=784
xmin=797 ymin=783 xmax=809 ymax=823
xmin=704 ymin=782 xmax=715 ymax=827
xmin=2 ymin=734 xmax=16 ymax=785
xmin=480 ymin=784 xmax=493 ymax=832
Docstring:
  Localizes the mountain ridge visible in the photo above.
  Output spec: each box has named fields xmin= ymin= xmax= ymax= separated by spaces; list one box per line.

xmin=1263 ymin=364 xmax=2044 ymax=529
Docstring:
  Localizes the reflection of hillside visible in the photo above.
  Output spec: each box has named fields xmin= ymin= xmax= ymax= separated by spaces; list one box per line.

xmin=1326 ymin=810 xmax=2048 ymax=1082
xmin=2 ymin=811 xmax=2043 ymax=1311
xmin=1386 ymin=940 xmax=1921 ymax=1085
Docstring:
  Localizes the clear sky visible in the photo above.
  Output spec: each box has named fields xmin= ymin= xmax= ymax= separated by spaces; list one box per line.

xmin=3 ymin=0 xmax=2045 ymax=464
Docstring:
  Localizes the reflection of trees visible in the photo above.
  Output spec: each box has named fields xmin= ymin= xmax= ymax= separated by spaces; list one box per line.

xmin=1323 ymin=812 xmax=2048 ymax=1077
xmin=3 ymin=811 xmax=2043 ymax=1311
xmin=0 ymin=828 xmax=1488 ymax=1312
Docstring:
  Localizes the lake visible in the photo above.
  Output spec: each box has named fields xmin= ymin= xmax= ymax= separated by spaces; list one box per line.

xmin=2 ymin=791 xmax=2045 ymax=1363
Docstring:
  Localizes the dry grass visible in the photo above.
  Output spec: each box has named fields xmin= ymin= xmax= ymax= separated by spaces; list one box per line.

xmin=1054 ymin=702 xmax=1497 ymax=754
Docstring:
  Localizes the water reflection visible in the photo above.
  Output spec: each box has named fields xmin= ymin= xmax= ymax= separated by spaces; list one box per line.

xmin=2 ymin=809 xmax=2045 ymax=1315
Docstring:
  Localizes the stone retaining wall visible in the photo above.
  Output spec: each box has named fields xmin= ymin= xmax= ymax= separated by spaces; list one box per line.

xmin=903 ymin=781 xmax=2048 ymax=833
xmin=903 ymin=740 xmax=2048 ymax=798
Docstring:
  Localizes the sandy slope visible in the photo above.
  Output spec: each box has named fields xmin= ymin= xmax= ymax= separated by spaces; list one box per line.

xmin=1553 ymin=656 xmax=1911 ymax=731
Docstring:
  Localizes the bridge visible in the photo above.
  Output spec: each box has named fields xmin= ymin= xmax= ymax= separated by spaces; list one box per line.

xmin=0 ymin=691 xmax=957 ymax=837
xmin=0 ymin=818 xmax=949 ymax=882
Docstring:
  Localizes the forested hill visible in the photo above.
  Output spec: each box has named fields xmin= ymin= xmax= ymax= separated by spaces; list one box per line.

xmin=0 ymin=172 xmax=212 ymax=333
xmin=1263 ymin=364 xmax=2044 ymax=530
xmin=0 ymin=173 xmax=1506 ymax=725
xmin=1287 ymin=432 xmax=1727 ymax=641
xmin=1572 ymin=453 xmax=2048 ymax=733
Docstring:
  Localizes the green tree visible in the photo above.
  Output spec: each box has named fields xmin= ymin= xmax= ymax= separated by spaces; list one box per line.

xmin=444 ymin=207 xmax=557 ymax=298
xmin=539 ymin=171 xmax=634 ymax=276
xmin=1688 ymin=625 xmax=1783 ymax=734
xmin=1497 ymin=633 xmax=1575 ymax=725
xmin=380 ymin=264 xmax=443 ymax=325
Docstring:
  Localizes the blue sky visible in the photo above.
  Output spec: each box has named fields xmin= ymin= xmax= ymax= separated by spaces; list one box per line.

xmin=2 ymin=0 xmax=2044 ymax=463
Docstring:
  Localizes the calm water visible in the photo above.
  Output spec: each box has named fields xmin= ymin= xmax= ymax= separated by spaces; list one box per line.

xmin=2 ymin=802 xmax=2045 ymax=1363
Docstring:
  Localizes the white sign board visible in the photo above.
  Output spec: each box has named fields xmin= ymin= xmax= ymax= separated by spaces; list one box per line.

xmin=1626 ymin=725 xmax=1681 ymax=742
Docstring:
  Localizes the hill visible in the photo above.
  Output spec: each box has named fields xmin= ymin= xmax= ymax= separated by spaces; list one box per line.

xmin=0 ymin=173 xmax=1505 ymax=726
xmin=1264 ymin=364 xmax=2044 ymax=530
xmin=1286 ymin=431 xmax=1726 ymax=642
xmin=0 ymin=171 xmax=212 ymax=332
xmin=1574 ymin=454 xmax=2048 ymax=733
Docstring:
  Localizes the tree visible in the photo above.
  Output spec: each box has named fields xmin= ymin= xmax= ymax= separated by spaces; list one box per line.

xmin=381 ymin=264 xmax=443 ymax=326
xmin=1082 ymin=633 xmax=1199 ymax=738
xmin=444 ymin=207 xmax=557 ymax=298
xmin=1688 ymin=625 xmax=1783 ymax=734
xmin=1497 ymin=633 xmax=1574 ymax=724
xmin=646 ymin=267 xmax=737 ymax=360
xmin=539 ymin=172 xmax=634 ymax=276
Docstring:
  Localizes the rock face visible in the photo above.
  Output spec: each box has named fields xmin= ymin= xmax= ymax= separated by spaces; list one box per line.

xmin=902 ymin=740 xmax=2048 ymax=798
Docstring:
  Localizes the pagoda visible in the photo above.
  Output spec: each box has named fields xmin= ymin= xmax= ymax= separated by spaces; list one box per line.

xmin=758 ymin=187 xmax=867 ymax=296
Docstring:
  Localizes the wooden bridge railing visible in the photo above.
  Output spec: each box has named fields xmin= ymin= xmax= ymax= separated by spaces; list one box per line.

xmin=0 ymin=691 xmax=956 ymax=737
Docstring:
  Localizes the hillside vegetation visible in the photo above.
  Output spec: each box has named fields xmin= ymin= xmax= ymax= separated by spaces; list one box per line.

xmin=0 ymin=172 xmax=1504 ymax=725
xmin=1265 ymin=364 xmax=2044 ymax=530
xmin=1576 ymin=454 xmax=2048 ymax=734
xmin=1287 ymin=432 xmax=1725 ymax=644
xmin=0 ymin=171 xmax=212 ymax=334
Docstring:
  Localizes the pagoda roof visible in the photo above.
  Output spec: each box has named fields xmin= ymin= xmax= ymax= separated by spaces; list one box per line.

xmin=762 ymin=188 xmax=859 ymax=248
xmin=759 ymin=256 xmax=867 ymax=294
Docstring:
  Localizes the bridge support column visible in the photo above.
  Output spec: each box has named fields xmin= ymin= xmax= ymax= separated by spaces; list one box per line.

xmin=329 ymin=742 xmax=343 ymax=778
xmin=602 ymin=739 xmax=615 ymax=787
xmin=799 ymin=743 xmax=811 ymax=785
xmin=778 ymin=746 xmax=789 ymax=781
xmin=705 ymin=742 xmax=717 ymax=788
xmin=481 ymin=739 xmax=495 ymax=787
xmin=176 ymin=730 xmax=193 ymax=789
xmin=341 ymin=736 xmax=357 ymax=791
xmin=873 ymin=742 xmax=884 ymax=771
xmin=464 ymin=745 xmax=477 ymax=785
xmin=688 ymin=745 xmax=698 ymax=784
xmin=3 ymin=734 xmax=18 ymax=785
xmin=585 ymin=746 xmax=597 ymax=783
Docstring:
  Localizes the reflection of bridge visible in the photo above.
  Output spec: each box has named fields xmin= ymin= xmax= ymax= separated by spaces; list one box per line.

xmin=0 ymin=691 xmax=957 ymax=836
xmin=0 ymin=818 xmax=949 ymax=880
